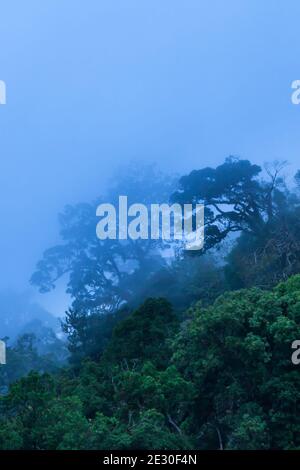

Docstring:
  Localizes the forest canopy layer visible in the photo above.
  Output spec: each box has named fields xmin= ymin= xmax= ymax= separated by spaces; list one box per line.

xmin=2 ymin=158 xmax=300 ymax=450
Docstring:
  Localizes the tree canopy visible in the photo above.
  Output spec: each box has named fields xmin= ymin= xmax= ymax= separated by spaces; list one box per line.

xmin=3 ymin=157 xmax=300 ymax=450
xmin=1 ymin=276 xmax=300 ymax=449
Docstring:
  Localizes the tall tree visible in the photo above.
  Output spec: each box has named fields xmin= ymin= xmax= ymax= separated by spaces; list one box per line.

xmin=172 ymin=157 xmax=287 ymax=251
xmin=31 ymin=163 xmax=176 ymax=315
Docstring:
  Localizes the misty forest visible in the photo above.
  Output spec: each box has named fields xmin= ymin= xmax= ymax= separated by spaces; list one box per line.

xmin=1 ymin=157 xmax=300 ymax=450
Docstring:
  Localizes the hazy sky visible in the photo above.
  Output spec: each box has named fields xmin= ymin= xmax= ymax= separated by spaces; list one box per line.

xmin=0 ymin=0 xmax=300 ymax=314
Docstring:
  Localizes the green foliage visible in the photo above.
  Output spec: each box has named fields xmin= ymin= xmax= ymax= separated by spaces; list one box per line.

xmin=62 ymin=306 xmax=129 ymax=365
xmin=104 ymin=298 xmax=178 ymax=368
xmin=1 ymin=278 xmax=300 ymax=449
xmin=172 ymin=276 xmax=300 ymax=449
xmin=0 ymin=334 xmax=63 ymax=393
xmin=4 ymin=158 xmax=300 ymax=450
